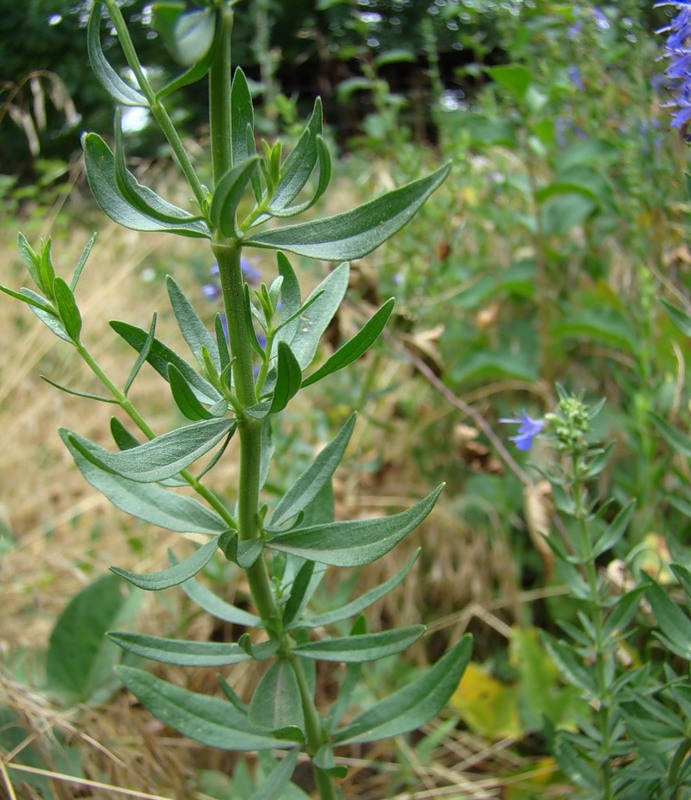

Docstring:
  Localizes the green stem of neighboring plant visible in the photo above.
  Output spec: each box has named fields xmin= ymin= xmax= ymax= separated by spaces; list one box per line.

xmin=571 ymin=453 xmax=613 ymax=800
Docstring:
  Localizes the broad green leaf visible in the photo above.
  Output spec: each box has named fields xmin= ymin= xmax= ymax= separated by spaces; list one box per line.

xmin=87 ymin=2 xmax=147 ymax=107
xmin=65 ymin=418 xmax=235 ymax=484
xmin=451 ymin=351 xmax=537 ymax=385
xmin=115 ymin=666 xmax=297 ymax=750
xmin=167 ymin=275 xmax=220 ymax=368
xmin=248 ymin=749 xmax=300 ymax=800
xmin=300 ymin=549 xmax=420 ymax=629
xmin=542 ymin=633 xmax=596 ymax=696
xmin=111 ymin=319 xmax=221 ymax=404
xmin=295 ymin=626 xmax=424 ymax=662
xmin=552 ymin=310 xmax=637 ymax=354
xmin=156 ymin=19 xmax=220 ymax=100
xmin=540 ymin=193 xmax=595 ymax=236
xmin=334 ymin=635 xmax=472 ymax=744
xmin=246 ymin=163 xmax=450 ymax=261
xmin=268 ymin=485 xmax=443 ymax=567
xmin=111 ymin=535 xmax=221 ymax=590
xmin=646 ymin=578 xmax=691 ymax=660
xmin=487 ymin=64 xmax=532 ymax=101
xmin=269 ymin=342 xmax=302 ymax=414
xmin=248 ymin=662 xmax=305 ymax=734
xmin=231 ymin=68 xmax=256 ymax=168
xmin=60 ymin=429 xmax=228 ymax=533
xmin=180 ymin=576 xmax=262 ymax=627
xmin=282 ymin=262 xmax=349 ymax=369
xmin=82 ymin=134 xmax=209 ymax=237
xmin=169 ymin=364 xmax=216 ymax=420
xmin=650 ymin=412 xmax=691 ymax=458
xmin=210 ymin=156 xmax=260 ymax=237
xmin=108 ymin=632 xmax=273 ymax=666
xmin=660 ymin=299 xmax=691 ymax=337
xmin=302 ymin=298 xmax=394 ymax=387
xmin=270 ymin=414 xmax=356 ymax=528
xmin=170 ymin=8 xmax=215 ymax=66
xmin=52 ymin=277 xmax=82 ymax=342
xmin=46 ymin=575 xmax=140 ymax=706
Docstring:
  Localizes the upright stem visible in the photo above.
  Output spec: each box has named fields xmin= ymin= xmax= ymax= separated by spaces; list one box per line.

xmin=209 ymin=6 xmax=234 ymax=182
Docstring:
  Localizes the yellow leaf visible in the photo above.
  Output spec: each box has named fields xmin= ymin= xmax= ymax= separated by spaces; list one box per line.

xmin=449 ymin=662 xmax=522 ymax=739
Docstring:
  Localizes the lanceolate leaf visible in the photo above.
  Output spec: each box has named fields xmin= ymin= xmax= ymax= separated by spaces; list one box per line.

xmin=650 ymin=412 xmax=691 ymax=459
xmin=294 ymin=626 xmax=425 ymax=662
xmin=230 ymin=68 xmax=256 ymax=168
xmin=300 ymin=549 xmax=420 ymax=629
xmin=167 ymin=275 xmax=220 ymax=367
xmin=245 ymin=163 xmax=450 ymax=261
xmin=52 ymin=277 xmax=82 ymax=342
xmin=87 ymin=2 xmax=147 ymax=107
xmin=168 ymin=363 xmax=216 ymax=420
xmin=302 ymin=298 xmax=395 ymax=387
xmin=64 ymin=418 xmax=236 ymax=483
xmin=660 ymin=298 xmax=691 ymax=337
xmin=179 ymin=576 xmax=262 ymax=627
xmin=61 ymin=428 xmax=229 ymax=534
xmin=270 ymin=414 xmax=356 ymax=528
xmin=110 ymin=319 xmax=221 ymax=404
xmin=83 ymin=133 xmax=209 ymax=237
xmin=109 ymin=631 xmax=271 ymax=666
xmin=248 ymin=661 xmax=305 ymax=734
xmin=268 ymin=341 xmax=302 ymax=414
xmin=248 ymin=749 xmax=299 ymax=800
xmin=115 ymin=666 xmax=298 ymax=750
xmin=333 ymin=635 xmax=472 ymax=744
xmin=267 ymin=484 xmax=443 ymax=566
xmin=268 ymin=137 xmax=332 ymax=219
xmin=110 ymin=535 xmax=221 ymax=590
xmin=210 ymin=156 xmax=260 ymax=237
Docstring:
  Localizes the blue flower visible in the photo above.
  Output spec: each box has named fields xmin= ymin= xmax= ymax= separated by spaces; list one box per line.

xmin=655 ymin=1 xmax=691 ymax=132
xmin=500 ymin=411 xmax=545 ymax=451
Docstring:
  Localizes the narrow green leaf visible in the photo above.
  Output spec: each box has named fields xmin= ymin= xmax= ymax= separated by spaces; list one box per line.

xmin=268 ymin=484 xmax=443 ymax=566
xmin=592 ymin=501 xmax=635 ymax=558
xmin=247 ymin=749 xmax=299 ymax=800
xmin=231 ymin=68 xmax=256 ymax=168
xmin=268 ymin=136 xmax=332 ymax=219
xmin=209 ymin=156 xmax=260 ymax=237
xmin=542 ymin=633 xmax=596 ymax=696
xmin=41 ymin=375 xmax=116 ymax=404
xmin=167 ymin=275 xmax=220 ymax=369
xmin=17 ymin=233 xmax=43 ymax=290
xmin=283 ymin=262 xmax=349 ymax=370
xmin=65 ymin=417 xmax=235 ymax=483
xmin=124 ymin=313 xmax=157 ymax=395
xmin=53 ymin=277 xmax=82 ymax=342
xmin=62 ymin=428 xmax=228 ymax=533
xmin=282 ymin=561 xmax=315 ymax=626
xmin=0 ymin=284 xmax=54 ymax=314
xmin=270 ymin=414 xmax=356 ymax=528
xmin=109 ymin=632 xmax=257 ymax=666
xmin=215 ymin=313 xmax=231 ymax=377
xmin=70 ymin=233 xmax=97 ymax=291
xmin=603 ymin=586 xmax=646 ymax=639
xmin=110 ymin=535 xmax=221 ymax=590
xmin=334 ymin=635 xmax=472 ymax=744
xmin=179 ymin=576 xmax=262 ymax=628
xmin=302 ymin=298 xmax=394 ymax=387
xmin=268 ymin=99 xmax=322 ymax=213
xmin=295 ymin=625 xmax=424 ymax=662
xmin=246 ymin=163 xmax=451 ymax=261
xmin=301 ymin=549 xmax=420 ymax=629
xmin=25 ymin=288 xmax=70 ymax=341
xmin=83 ymin=133 xmax=209 ymax=237
xmin=671 ymin=563 xmax=691 ymax=600
xmin=87 ymin=2 xmax=147 ymax=107
xmin=660 ymin=299 xmax=691 ymax=337
xmin=248 ymin=661 xmax=305 ymax=734
xmin=110 ymin=319 xmax=221 ymax=404
xmin=553 ymin=733 xmax=599 ymax=792
xmin=269 ymin=341 xmax=302 ymax=414
xmin=46 ymin=575 xmax=140 ymax=705
xmin=646 ymin=578 xmax=691 ymax=660
xmin=274 ymin=252 xmax=301 ymax=343
xmin=38 ymin=239 xmax=56 ymax=298
xmin=650 ymin=412 xmax=691 ymax=458
xmin=169 ymin=363 xmax=215 ymax=420
xmin=115 ymin=666 xmax=297 ymax=750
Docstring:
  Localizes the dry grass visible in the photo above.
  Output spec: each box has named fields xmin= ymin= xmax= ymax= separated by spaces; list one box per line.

xmin=0 ymin=176 xmax=544 ymax=799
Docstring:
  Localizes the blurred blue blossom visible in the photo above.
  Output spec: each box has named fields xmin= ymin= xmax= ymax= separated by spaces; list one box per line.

xmin=656 ymin=1 xmax=691 ymax=131
xmin=568 ymin=65 xmax=585 ymax=91
xmin=500 ymin=411 xmax=545 ymax=451
xmin=203 ymin=258 xmax=261 ymax=300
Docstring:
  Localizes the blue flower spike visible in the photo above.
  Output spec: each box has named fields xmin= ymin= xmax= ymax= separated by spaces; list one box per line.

xmin=655 ymin=0 xmax=691 ymax=133
xmin=500 ymin=411 xmax=545 ymax=451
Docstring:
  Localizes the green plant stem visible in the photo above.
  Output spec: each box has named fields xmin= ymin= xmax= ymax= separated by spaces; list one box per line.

xmin=75 ymin=341 xmax=235 ymax=528
xmin=209 ymin=6 xmax=234 ymax=181
xmin=571 ymin=454 xmax=613 ymax=800
xmin=103 ymin=0 xmax=205 ymax=206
